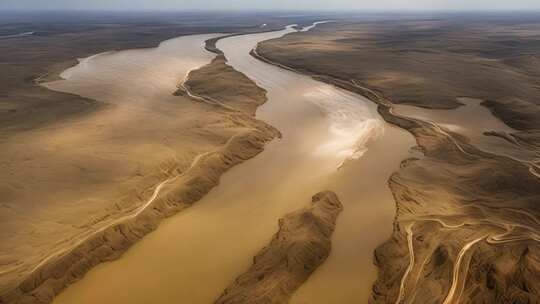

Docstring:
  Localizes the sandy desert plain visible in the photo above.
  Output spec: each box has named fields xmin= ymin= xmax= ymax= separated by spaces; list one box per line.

xmin=1 ymin=10 xmax=540 ymax=304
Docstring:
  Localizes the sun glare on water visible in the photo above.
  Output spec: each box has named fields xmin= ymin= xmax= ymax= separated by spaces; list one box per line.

xmin=304 ymin=86 xmax=385 ymax=169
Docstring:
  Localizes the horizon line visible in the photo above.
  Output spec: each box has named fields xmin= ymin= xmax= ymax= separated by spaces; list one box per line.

xmin=2 ymin=8 xmax=540 ymax=13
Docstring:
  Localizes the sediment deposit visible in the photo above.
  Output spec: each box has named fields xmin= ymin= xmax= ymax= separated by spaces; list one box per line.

xmin=216 ymin=191 xmax=343 ymax=304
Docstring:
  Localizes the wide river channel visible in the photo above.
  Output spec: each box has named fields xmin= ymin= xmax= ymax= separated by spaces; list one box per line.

xmin=52 ymin=24 xmax=416 ymax=304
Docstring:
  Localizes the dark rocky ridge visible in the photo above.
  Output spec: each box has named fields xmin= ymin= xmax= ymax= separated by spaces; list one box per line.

xmin=215 ymin=191 xmax=343 ymax=304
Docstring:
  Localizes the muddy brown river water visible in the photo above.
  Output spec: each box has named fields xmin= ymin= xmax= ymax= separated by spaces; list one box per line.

xmin=395 ymin=97 xmax=539 ymax=163
xmin=52 ymin=24 xmax=416 ymax=304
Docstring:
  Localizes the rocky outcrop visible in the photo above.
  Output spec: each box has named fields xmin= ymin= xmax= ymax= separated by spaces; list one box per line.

xmin=215 ymin=191 xmax=343 ymax=304
xmin=180 ymin=55 xmax=268 ymax=115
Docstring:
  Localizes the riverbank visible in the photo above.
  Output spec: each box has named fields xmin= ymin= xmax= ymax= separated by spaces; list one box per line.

xmin=0 ymin=32 xmax=279 ymax=303
xmin=255 ymin=17 xmax=540 ymax=303
xmin=216 ymin=191 xmax=343 ymax=304
xmin=48 ymin=22 xmax=414 ymax=304
xmin=0 ymin=11 xmax=322 ymax=133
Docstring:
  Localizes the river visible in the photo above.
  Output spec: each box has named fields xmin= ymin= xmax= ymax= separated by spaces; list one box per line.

xmin=395 ymin=97 xmax=539 ymax=163
xmin=52 ymin=24 xmax=415 ymax=304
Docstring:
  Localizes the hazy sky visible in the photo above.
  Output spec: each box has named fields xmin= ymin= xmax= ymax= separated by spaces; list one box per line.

xmin=1 ymin=0 xmax=539 ymax=11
